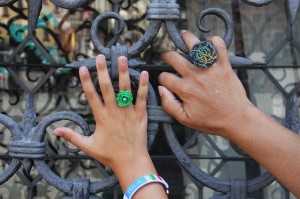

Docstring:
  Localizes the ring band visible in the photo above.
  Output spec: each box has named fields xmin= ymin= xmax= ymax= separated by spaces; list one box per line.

xmin=116 ymin=90 xmax=133 ymax=107
xmin=189 ymin=41 xmax=218 ymax=68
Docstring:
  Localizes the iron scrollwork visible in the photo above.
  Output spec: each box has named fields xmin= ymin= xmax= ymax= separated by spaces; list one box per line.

xmin=0 ymin=0 xmax=300 ymax=198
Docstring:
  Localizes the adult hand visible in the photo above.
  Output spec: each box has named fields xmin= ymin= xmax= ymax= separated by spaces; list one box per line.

xmin=53 ymin=55 xmax=163 ymax=195
xmin=158 ymin=31 xmax=253 ymax=137
xmin=158 ymin=31 xmax=300 ymax=197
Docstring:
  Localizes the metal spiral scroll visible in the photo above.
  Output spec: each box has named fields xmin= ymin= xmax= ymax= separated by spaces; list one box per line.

xmin=67 ymin=2 xmax=278 ymax=198
xmin=162 ymin=5 xmax=279 ymax=190
xmin=241 ymin=0 xmax=299 ymax=25
xmin=1 ymin=0 xmax=300 ymax=198
xmin=0 ymin=93 xmax=119 ymax=198
xmin=163 ymin=2 xmax=300 ymax=198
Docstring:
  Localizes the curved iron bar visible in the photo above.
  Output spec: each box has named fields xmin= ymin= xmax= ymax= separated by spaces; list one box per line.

xmin=33 ymin=111 xmax=119 ymax=195
xmin=0 ymin=159 xmax=21 ymax=184
xmin=197 ymin=8 xmax=234 ymax=48
xmin=70 ymin=5 xmax=274 ymax=196
xmin=0 ymin=89 xmax=20 ymax=106
xmin=241 ymin=0 xmax=275 ymax=7
xmin=91 ymin=12 xmax=126 ymax=58
xmin=0 ymin=0 xmax=18 ymax=6
xmin=69 ymin=11 xmax=160 ymax=67
xmin=286 ymin=0 xmax=300 ymax=25
xmin=49 ymin=0 xmax=90 ymax=9
xmin=164 ymin=6 xmax=265 ymax=68
xmin=26 ymin=67 xmax=42 ymax=82
xmin=0 ymin=113 xmax=22 ymax=184
xmin=120 ymin=0 xmax=132 ymax=10
xmin=163 ymin=123 xmax=275 ymax=195
xmin=0 ymin=0 xmax=299 ymax=198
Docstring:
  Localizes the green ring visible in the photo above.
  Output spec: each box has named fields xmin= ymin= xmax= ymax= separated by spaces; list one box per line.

xmin=116 ymin=90 xmax=133 ymax=107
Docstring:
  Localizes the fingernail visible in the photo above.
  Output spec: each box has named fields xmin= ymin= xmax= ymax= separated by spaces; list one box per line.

xmin=141 ymin=71 xmax=149 ymax=79
xmin=180 ymin=30 xmax=187 ymax=34
xmin=79 ymin=66 xmax=88 ymax=74
xmin=97 ymin=54 xmax=105 ymax=63
xmin=118 ymin=56 xmax=127 ymax=64
xmin=53 ymin=129 xmax=62 ymax=136
xmin=158 ymin=86 xmax=164 ymax=97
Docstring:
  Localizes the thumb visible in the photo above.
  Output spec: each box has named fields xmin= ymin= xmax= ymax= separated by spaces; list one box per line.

xmin=53 ymin=127 xmax=92 ymax=153
xmin=158 ymin=86 xmax=187 ymax=123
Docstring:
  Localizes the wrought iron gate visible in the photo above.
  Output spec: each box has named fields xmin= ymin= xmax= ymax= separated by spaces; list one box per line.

xmin=0 ymin=0 xmax=299 ymax=198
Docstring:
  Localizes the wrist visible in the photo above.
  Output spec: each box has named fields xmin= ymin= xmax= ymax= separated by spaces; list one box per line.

xmin=111 ymin=153 xmax=168 ymax=199
xmin=123 ymin=174 xmax=169 ymax=199
xmin=220 ymin=103 xmax=259 ymax=141
xmin=112 ymin=153 xmax=157 ymax=192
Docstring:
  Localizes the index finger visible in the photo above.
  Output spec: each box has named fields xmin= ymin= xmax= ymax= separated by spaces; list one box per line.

xmin=161 ymin=51 xmax=196 ymax=77
xmin=180 ymin=30 xmax=200 ymax=50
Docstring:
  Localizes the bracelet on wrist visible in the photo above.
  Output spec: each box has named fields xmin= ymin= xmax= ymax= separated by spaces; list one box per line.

xmin=123 ymin=174 xmax=169 ymax=199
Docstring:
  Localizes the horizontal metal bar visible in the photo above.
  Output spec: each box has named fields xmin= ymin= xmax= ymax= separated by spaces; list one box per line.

xmin=1 ymin=62 xmax=300 ymax=70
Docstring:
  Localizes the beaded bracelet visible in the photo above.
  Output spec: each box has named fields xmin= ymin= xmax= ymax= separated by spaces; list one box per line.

xmin=123 ymin=174 xmax=169 ymax=199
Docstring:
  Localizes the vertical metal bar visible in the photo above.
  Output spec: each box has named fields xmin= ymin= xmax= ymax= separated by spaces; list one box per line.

xmin=231 ymin=1 xmax=263 ymax=198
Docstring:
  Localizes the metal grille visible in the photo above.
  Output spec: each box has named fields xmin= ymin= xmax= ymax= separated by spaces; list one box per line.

xmin=0 ymin=0 xmax=299 ymax=198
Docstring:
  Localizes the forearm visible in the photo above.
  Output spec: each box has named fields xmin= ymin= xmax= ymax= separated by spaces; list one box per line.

xmin=223 ymin=105 xmax=300 ymax=197
xmin=113 ymin=154 xmax=168 ymax=199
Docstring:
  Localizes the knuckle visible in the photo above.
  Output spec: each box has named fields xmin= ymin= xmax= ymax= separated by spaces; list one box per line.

xmin=100 ymin=83 xmax=111 ymax=94
xmin=65 ymin=132 xmax=73 ymax=143
xmin=85 ymin=90 xmax=97 ymax=100
xmin=210 ymin=36 xmax=222 ymax=43
xmin=158 ymin=72 xmax=167 ymax=84
xmin=180 ymin=82 xmax=191 ymax=92
xmin=137 ymin=91 xmax=148 ymax=102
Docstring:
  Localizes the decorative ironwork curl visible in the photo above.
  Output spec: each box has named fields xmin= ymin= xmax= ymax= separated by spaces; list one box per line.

xmin=0 ymin=113 xmax=22 ymax=184
xmin=163 ymin=123 xmax=275 ymax=197
xmin=91 ymin=12 xmax=126 ymax=57
xmin=0 ymin=90 xmax=20 ymax=106
xmin=197 ymin=8 xmax=234 ymax=48
xmin=69 ymin=11 xmax=159 ymax=68
xmin=0 ymin=93 xmax=119 ymax=197
xmin=0 ymin=0 xmax=300 ymax=198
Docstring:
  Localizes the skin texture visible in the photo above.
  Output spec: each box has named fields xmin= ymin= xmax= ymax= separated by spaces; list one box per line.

xmin=54 ymin=31 xmax=300 ymax=198
xmin=159 ymin=30 xmax=300 ymax=197
xmin=53 ymin=55 xmax=167 ymax=199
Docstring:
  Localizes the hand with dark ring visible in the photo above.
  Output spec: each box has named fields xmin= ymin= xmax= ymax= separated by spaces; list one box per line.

xmin=158 ymin=30 xmax=300 ymax=198
xmin=52 ymin=30 xmax=300 ymax=198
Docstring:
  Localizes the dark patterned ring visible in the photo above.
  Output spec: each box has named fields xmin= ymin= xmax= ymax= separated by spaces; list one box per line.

xmin=116 ymin=90 xmax=133 ymax=107
xmin=189 ymin=41 xmax=218 ymax=68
